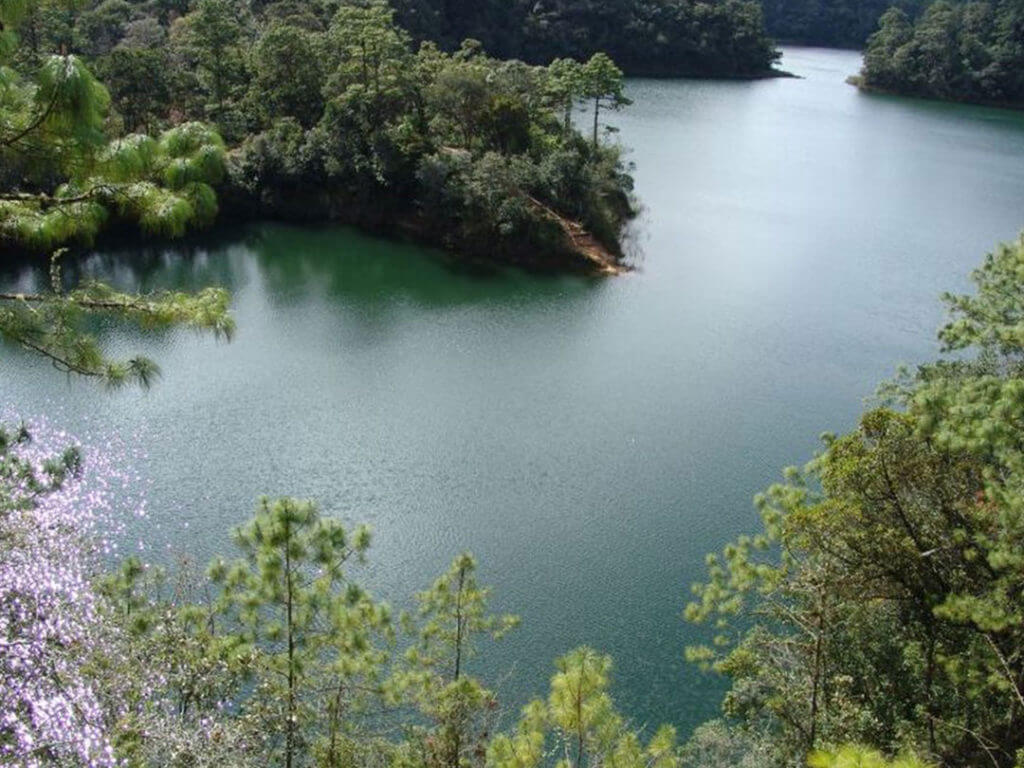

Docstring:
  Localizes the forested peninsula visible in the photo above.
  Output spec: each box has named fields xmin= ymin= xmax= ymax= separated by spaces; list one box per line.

xmin=853 ymin=0 xmax=1024 ymax=108
xmin=758 ymin=0 xmax=1024 ymax=109
xmin=0 ymin=0 xmax=638 ymax=272
xmin=0 ymin=0 xmax=786 ymax=272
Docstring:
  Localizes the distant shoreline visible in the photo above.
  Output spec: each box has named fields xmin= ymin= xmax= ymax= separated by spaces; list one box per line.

xmin=847 ymin=75 xmax=1024 ymax=112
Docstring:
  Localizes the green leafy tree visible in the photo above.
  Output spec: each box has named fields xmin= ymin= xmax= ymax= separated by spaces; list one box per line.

xmin=808 ymin=745 xmax=934 ymax=768
xmin=73 ymin=0 xmax=130 ymax=55
xmin=1 ymin=0 xmax=229 ymax=250
xmin=545 ymin=57 xmax=583 ymax=134
xmin=0 ymin=249 xmax=233 ymax=385
xmin=248 ymin=23 xmax=324 ymax=129
xmin=326 ymin=0 xmax=412 ymax=99
xmin=96 ymin=556 xmax=261 ymax=766
xmin=1 ymin=0 xmax=232 ymax=385
xmin=685 ymin=234 xmax=1024 ymax=766
xmin=904 ymin=233 xmax=1024 ymax=722
xmin=171 ymin=0 xmax=249 ymax=124
xmin=425 ymin=49 xmax=491 ymax=150
xmin=861 ymin=8 xmax=914 ymax=91
xmin=858 ymin=0 xmax=1024 ymax=107
xmin=97 ymin=47 xmax=171 ymax=132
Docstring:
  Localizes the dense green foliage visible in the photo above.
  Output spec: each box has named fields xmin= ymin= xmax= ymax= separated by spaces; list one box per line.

xmin=388 ymin=0 xmax=780 ymax=76
xmin=0 ymin=0 xmax=227 ymax=251
xmin=207 ymin=497 xmax=389 ymax=768
xmin=857 ymin=0 xmax=1024 ymax=106
xmin=487 ymin=647 xmax=682 ymax=768
xmin=223 ymin=16 xmax=639 ymax=269
xmin=1 ymin=0 xmax=653 ymax=269
xmin=759 ymin=0 xmax=929 ymax=47
xmin=809 ymin=746 xmax=934 ymax=767
xmin=100 ymin=499 xmax=655 ymax=767
xmin=1 ymin=0 xmax=233 ymax=384
xmin=685 ymin=234 xmax=1024 ymax=767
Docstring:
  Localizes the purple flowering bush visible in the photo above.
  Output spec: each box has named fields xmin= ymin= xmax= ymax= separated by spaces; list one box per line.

xmin=0 ymin=422 xmax=130 ymax=767
xmin=0 ymin=419 xmax=512 ymax=767
xmin=0 ymin=419 xmax=260 ymax=767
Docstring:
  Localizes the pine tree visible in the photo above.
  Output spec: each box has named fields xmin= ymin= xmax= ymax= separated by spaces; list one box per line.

xmin=402 ymin=553 xmax=519 ymax=768
xmin=487 ymin=647 xmax=680 ymax=768
xmin=579 ymin=53 xmax=630 ymax=148
xmin=809 ymin=745 xmax=934 ymax=768
xmin=0 ymin=248 xmax=233 ymax=386
xmin=208 ymin=497 xmax=389 ymax=768
xmin=0 ymin=0 xmax=228 ymax=251
xmin=1 ymin=0 xmax=232 ymax=385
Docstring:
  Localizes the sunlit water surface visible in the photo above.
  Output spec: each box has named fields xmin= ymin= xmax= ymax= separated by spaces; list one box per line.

xmin=3 ymin=47 xmax=1024 ymax=734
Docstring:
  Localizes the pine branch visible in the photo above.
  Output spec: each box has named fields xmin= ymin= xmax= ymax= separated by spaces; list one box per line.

xmin=0 ymin=185 xmax=118 ymax=206
xmin=0 ymin=68 xmax=62 ymax=149
xmin=12 ymin=333 xmax=102 ymax=379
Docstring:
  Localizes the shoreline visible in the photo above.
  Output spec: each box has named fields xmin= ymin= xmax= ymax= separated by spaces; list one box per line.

xmin=624 ymin=66 xmax=797 ymax=80
xmin=217 ymin=178 xmax=634 ymax=277
xmin=1 ymin=204 xmax=631 ymax=278
xmin=848 ymin=75 xmax=1024 ymax=112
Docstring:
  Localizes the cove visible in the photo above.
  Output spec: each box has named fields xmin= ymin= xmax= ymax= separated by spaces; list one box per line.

xmin=2 ymin=46 xmax=1024 ymax=735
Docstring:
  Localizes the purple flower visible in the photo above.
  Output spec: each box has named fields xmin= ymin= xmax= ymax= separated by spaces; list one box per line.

xmin=1 ymin=416 xmax=145 ymax=767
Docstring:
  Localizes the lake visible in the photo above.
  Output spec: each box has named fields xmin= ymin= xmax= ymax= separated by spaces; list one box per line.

xmin=3 ymin=46 xmax=1024 ymax=735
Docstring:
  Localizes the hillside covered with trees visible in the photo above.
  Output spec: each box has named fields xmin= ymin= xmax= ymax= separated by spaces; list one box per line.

xmin=854 ymin=0 xmax=1024 ymax=108
xmin=759 ymin=0 xmax=930 ymax=47
xmin=388 ymin=0 xmax=781 ymax=76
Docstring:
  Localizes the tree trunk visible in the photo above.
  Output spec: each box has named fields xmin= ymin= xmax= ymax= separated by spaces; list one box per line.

xmin=454 ymin=564 xmax=466 ymax=681
xmin=925 ymin=618 xmax=937 ymax=755
xmin=285 ymin=530 xmax=296 ymax=768
xmin=575 ymin=655 xmax=585 ymax=768
xmin=808 ymin=589 xmax=827 ymax=750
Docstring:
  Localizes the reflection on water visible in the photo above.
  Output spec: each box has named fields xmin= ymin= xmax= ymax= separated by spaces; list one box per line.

xmin=249 ymin=223 xmax=604 ymax=309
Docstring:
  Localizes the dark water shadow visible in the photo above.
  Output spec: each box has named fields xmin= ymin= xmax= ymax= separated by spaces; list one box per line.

xmin=246 ymin=222 xmax=607 ymax=312
xmin=1 ymin=221 xmax=614 ymax=355
xmin=855 ymin=87 xmax=1024 ymax=134
xmin=0 ymin=224 xmax=250 ymax=295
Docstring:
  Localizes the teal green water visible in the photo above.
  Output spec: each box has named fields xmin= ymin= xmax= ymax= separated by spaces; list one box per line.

xmin=3 ymin=47 xmax=1024 ymax=734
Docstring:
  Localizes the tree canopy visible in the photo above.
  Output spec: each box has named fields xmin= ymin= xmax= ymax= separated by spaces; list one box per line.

xmin=759 ymin=0 xmax=930 ymax=48
xmin=684 ymin=234 xmax=1024 ymax=767
xmin=387 ymin=0 xmax=780 ymax=77
xmin=857 ymin=0 xmax=1024 ymax=107
xmin=0 ymin=0 xmax=227 ymax=251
